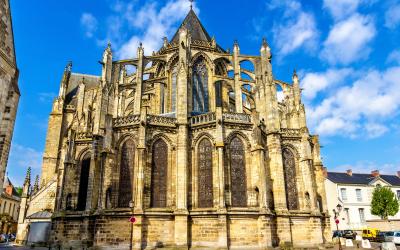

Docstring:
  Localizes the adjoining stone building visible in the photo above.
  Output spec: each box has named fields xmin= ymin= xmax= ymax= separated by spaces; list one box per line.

xmin=0 ymin=176 xmax=21 ymax=234
xmin=0 ymin=0 xmax=20 ymax=190
xmin=17 ymin=8 xmax=331 ymax=249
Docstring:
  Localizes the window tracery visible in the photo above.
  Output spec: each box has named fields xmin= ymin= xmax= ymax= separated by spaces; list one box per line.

xmin=151 ymin=139 xmax=168 ymax=208
xmin=198 ymin=138 xmax=213 ymax=207
xmin=118 ymin=140 xmax=135 ymax=207
xmin=282 ymin=148 xmax=299 ymax=210
xmin=229 ymin=137 xmax=247 ymax=207
xmin=192 ymin=58 xmax=209 ymax=113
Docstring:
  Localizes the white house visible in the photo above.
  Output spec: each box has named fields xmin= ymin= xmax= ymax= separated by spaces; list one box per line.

xmin=325 ymin=169 xmax=400 ymax=231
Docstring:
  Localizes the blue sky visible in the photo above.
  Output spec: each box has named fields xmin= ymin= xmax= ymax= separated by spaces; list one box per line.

xmin=7 ymin=0 xmax=400 ymax=186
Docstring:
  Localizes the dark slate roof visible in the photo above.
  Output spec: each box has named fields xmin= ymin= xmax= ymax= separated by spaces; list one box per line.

xmin=170 ymin=9 xmax=212 ymax=44
xmin=27 ymin=210 xmax=53 ymax=219
xmin=65 ymin=73 xmax=100 ymax=104
xmin=327 ymin=172 xmax=400 ymax=186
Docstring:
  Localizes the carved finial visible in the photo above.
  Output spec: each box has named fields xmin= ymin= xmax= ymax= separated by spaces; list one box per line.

xmin=189 ymin=0 xmax=194 ymax=9
xmin=107 ymin=41 xmax=111 ymax=49
xmin=163 ymin=37 xmax=168 ymax=48
xmin=262 ymin=37 xmax=269 ymax=47
xmin=24 ymin=167 xmax=31 ymax=186
xmin=293 ymin=69 xmax=298 ymax=78
xmin=33 ymin=175 xmax=39 ymax=192
xmin=65 ymin=61 xmax=72 ymax=72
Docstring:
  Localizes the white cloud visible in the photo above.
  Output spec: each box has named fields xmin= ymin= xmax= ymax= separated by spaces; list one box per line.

xmin=365 ymin=123 xmax=388 ymax=138
xmin=7 ymin=144 xmax=43 ymax=186
xmin=323 ymin=0 xmax=360 ymax=20
xmin=331 ymin=161 xmax=399 ymax=175
xmin=301 ymin=68 xmax=353 ymax=100
xmin=321 ymin=14 xmax=376 ymax=65
xmin=387 ymin=50 xmax=400 ymax=65
xmin=306 ymin=66 xmax=400 ymax=138
xmin=80 ymin=13 xmax=98 ymax=38
xmin=99 ymin=0 xmax=198 ymax=58
xmin=268 ymin=0 xmax=318 ymax=56
xmin=38 ymin=92 xmax=57 ymax=103
xmin=385 ymin=3 xmax=400 ymax=29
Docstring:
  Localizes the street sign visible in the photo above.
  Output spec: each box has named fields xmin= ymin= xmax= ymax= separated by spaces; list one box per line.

xmin=129 ymin=217 xmax=136 ymax=223
xmin=335 ymin=219 xmax=339 ymax=224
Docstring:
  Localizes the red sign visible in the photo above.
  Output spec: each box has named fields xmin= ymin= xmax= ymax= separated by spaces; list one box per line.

xmin=335 ymin=219 xmax=340 ymax=224
xmin=129 ymin=217 xmax=136 ymax=223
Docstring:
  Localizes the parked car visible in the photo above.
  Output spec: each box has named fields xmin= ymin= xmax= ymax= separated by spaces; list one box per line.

xmin=332 ymin=230 xmax=344 ymax=238
xmin=384 ymin=231 xmax=395 ymax=242
xmin=343 ymin=230 xmax=357 ymax=239
xmin=377 ymin=231 xmax=389 ymax=242
xmin=392 ymin=231 xmax=400 ymax=245
xmin=362 ymin=228 xmax=380 ymax=241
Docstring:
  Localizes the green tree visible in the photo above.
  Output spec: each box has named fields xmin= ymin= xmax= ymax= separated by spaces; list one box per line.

xmin=371 ymin=186 xmax=399 ymax=219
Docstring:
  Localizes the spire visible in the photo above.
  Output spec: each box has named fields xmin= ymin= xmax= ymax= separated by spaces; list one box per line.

xmin=170 ymin=7 xmax=212 ymax=44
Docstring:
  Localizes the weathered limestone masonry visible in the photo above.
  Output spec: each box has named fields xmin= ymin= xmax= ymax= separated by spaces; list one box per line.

xmin=0 ymin=0 xmax=20 ymax=190
xmin=18 ymin=8 xmax=331 ymax=249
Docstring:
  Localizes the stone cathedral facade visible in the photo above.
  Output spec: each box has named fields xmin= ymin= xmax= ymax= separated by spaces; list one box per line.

xmin=19 ymin=9 xmax=331 ymax=249
xmin=0 ymin=0 xmax=20 ymax=190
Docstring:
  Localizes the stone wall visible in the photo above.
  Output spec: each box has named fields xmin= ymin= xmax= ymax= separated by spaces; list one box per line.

xmin=49 ymin=213 xmax=327 ymax=249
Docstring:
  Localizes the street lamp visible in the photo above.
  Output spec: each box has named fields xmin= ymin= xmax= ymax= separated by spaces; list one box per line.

xmin=129 ymin=200 xmax=134 ymax=250
xmin=332 ymin=204 xmax=343 ymax=250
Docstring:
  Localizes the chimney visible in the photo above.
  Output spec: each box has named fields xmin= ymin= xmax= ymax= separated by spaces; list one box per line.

xmin=397 ymin=171 xmax=400 ymax=178
xmin=323 ymin=167 xmax=328 ymax=178
xmin=371 ymin=170 xmax=380 ymax=177
xmin=346 ymin=169 xmax=352 ymax=176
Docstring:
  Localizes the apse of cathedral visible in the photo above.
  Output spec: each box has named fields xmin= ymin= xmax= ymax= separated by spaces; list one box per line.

xmin=19 ymin=8 xmax=331 ymax=249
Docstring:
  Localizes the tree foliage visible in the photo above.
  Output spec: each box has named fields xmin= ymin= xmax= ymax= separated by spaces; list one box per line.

xmin=371 ymin=186 xmax=399 ymax=219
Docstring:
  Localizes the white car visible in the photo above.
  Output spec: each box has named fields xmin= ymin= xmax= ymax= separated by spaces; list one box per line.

xmin=392 ymin=231 xmax=400 ymax=245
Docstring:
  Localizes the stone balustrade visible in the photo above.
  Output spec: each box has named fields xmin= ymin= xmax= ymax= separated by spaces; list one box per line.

xmin=147 ymin=115 xmax=177 ymax=127
xmin=113 ymin=114 xmax=141 ymax=127
xmin=190 ymin=112 xmax=216 ymax=125
xmin=222 ymin=112 xmax=252 ymax=123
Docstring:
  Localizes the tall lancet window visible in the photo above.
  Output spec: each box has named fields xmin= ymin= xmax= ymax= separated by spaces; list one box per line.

xmin=198 ymin=138 xmax=213 ymax=207
xmin=171 ymin=65 xmax=177 ymax=112
xmin=192 ymin=58 xmax=209 ymax=113
xmin=229 ymin=137 xmax=247 ymax=207
xmin=151 ymin=139 xmax=168 ymax=208
xmin=282 ymin=148 xmax=299 ymax=210
xmin=118 ymin=140 xmax=135 ymax=208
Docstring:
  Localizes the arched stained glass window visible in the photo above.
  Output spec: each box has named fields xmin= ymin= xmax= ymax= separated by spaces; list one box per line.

xmin=229 ymin=137 xmax=247 ymax=207
xmin=151 ymin=139 xmax=168 ymax=208
xmin=118 ymin=140 xmax=135 ymax=207
xmin=282 ymin=148 xmax=299 ymax=210
xmin=171 ymin=65 xmax=177 ymax=112
xmin=77 ymin=154 xmax=91 ymax=211
xmin=192 ymin=58 xmax=209 ymax=113
xmin=198 ymin=138 xmax=213 ymax=207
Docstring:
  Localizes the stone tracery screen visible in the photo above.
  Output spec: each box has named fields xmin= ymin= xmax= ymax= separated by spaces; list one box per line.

xmin=229 ymin=137 xmax=247 ymax=207
xmin=118 ymin=140 xmax=135 ymax=207
xmin=282 ymin=148 xmax=299 ymax=210
xmin=192 ymin=58 xmax=209 ymax=113
xmin=151 ymin=139 xmax=168 ymax=207
xmin=198 ymin=138 xmax=213 ymax=207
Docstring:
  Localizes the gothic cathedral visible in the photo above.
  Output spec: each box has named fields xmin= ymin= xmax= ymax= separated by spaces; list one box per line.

xmin=18 ymin=9 xmax=331 ymax=249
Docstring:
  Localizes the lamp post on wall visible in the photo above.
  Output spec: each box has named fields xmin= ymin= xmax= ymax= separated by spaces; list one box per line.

xmin=333 ymin=203 xmax=343 ymax=250
xmin=129 ymin=200 xmax=135 ymax=250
